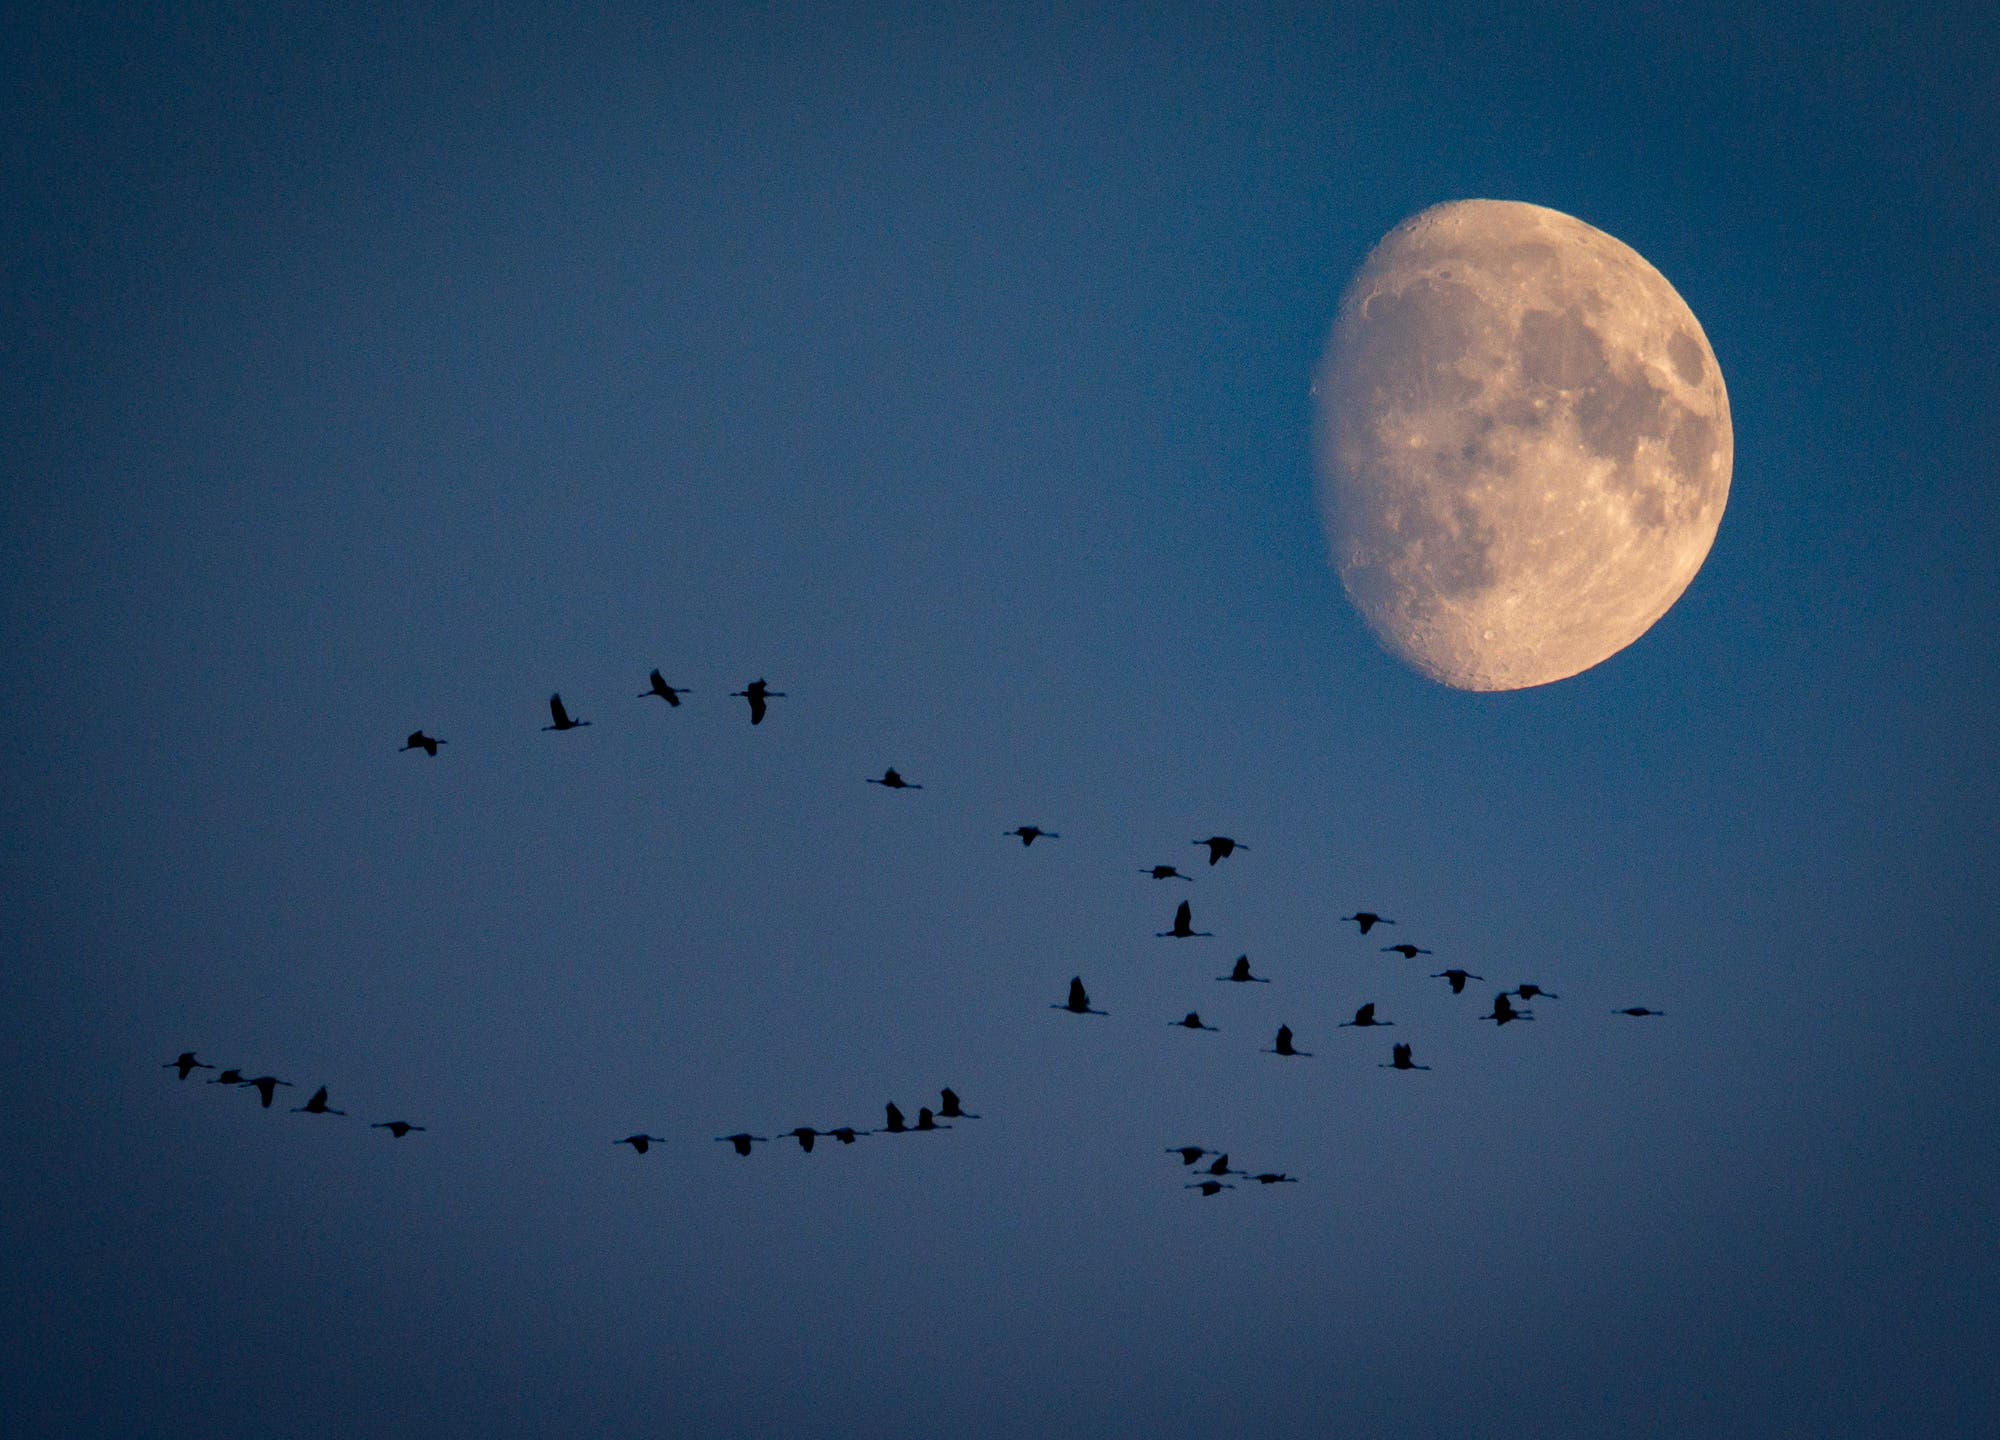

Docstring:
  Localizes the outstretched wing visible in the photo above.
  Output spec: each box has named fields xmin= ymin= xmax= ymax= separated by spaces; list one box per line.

xmin=549 ymin=693 xmax=571 ymax=727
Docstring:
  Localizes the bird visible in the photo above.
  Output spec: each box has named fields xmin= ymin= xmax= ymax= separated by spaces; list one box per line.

xmin=825 ymin=1126 xmax=867 ymax=1144
xmin=616 ymin=1134 xmax=665 ymax=1154
xmin=1513 ymin=983 xmax=1560 ymax=1000
xmin=781 ymin=1126 xmax=822 ymax=1152
xmin=1484 ymin=993 xmax=1533 ymax=1025
xmin=1141 ymin=865 xmax=1193 ymax=881
xmin=1204 ymin=1153 xmax=1239 ymax=1177
xmin=210 ymin=1068 xmax=247 ymax=1086
xmin=1170 ymin=1012 xmax=1218 ymax=1031
xmin=1339 ymin=1002 xmax=1392 ymax=1028
xmin=1342 ymin=912 xmax=1394 ymax=934
xmin=938 ymin=1088 xmax=978 ymax=1120
xmin=1264 ymin=1025 xmax=1311 ymax=1057
xmin=1156 ymin=900 xmax=1211 ymax=938
xmin=400 ymin=731 xmax=445 ymax=756
xmin=1187 ymin=1180 xmax=1234 ymax=1196
xmin=1431 ymin=969 xmax=1484 ymax=995
xmin=1006 ymin=825 xmax=1058 ymax=846
xmin=163 ymin=1051 xmax=213 ymax=1080
xmin=1381 ymin=1042 xmax=1430 ymax=1071
xmin=291 ymin=1085 xmax=345 ymax=1116
xmin=1193 ymin=836 xmax=1247 ymax=866
xmin=716 ymin=1133 xmax=769 ymax=1156
xmin=730 ymin=679 xmax=784 ymax=725
xmin=867 ymin=767 xmax=922 ymax=789
xmin=372 ymin=1121 xmax=426 ymax=1138
xmin=1215 ymin=954 xmax=1270 ymax=983
xmin=1165 ymin=1146 xmax=1211 ymax=1166
xmin=1249 ymin=1173 xmax=1300 ymax=1185
xmin=914 ymin=1108 xmax=950 ymax=1132
xmin=1615 ymin=1006 xmax=1665 ymax=1017
xmin=542 ymin=693 xmax=590 ymax=731
xmin=1382 ymin=943 xmax=1431 ymax=958
xmin=1053 ymin=977 xmax=1105 ymax=1015
xmin=639 ymin=669 xmax=689 ymax=706
xmin=242 ymin=1076 xmax=293 ymax=1108
xmin=881 ymin=1103 xmax=909 ymax=1134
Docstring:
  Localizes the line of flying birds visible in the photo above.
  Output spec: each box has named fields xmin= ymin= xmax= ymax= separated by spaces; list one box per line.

xmin=170 ymin=666 xmax=1667 ymax=1195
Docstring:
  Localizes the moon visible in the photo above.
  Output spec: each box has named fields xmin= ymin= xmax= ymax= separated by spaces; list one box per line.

xmin=1315 ymin=200 xmax=1732 ymax=691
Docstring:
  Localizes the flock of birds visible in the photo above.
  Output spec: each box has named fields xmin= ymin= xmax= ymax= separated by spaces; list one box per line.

xmin=168 ymin=669 xmax=1666 ymax=1197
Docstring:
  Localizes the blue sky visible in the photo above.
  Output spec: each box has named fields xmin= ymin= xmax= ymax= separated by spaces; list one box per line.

xmin=3 ymin=4 xmax=1995 ymax=1436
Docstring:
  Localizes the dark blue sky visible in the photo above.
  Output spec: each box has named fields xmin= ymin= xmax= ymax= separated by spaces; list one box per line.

xmin=4 ymin=4 xmax=1995 ymax=1436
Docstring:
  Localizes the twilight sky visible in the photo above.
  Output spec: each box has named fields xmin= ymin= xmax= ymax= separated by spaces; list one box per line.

xmin=3 ymin=4 xmax=1995 ymax=1436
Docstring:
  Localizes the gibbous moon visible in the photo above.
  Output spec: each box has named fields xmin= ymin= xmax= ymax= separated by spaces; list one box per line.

xmin=1315 ymin=200 xmax=1731 ymax=691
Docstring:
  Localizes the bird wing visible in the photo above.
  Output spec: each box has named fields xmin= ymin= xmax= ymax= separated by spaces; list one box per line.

xmin=549 ymin=694 xmax=570 ymax=726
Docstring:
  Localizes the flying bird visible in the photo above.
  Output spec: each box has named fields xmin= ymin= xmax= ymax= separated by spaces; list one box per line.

xmin=400 ymin=731 xmax=445 ymax=756
xmin=914 ymin=1108 xmax=950 ymax=1132
xmin=372 ymin=1121 xmax=426 ymax=1138
xmin=1264 ymin=1025 xmax=1311 ymax=1057
xmin=542 ymin=693 xmax=590 ymax=731
xmin=1053 ymin=977 xmax=1105 ymax=1015
xmin=616 ymin=1134 xmax=665 ymax=1154
xmin=1187 ymin=1180 xmax=1234 ymax=1196
xmin=1513 ymin=983 xmax=1560 ymax=1000
xmin=781 ymin=1126 xmax=822 ymax=1152
xmin=292 ymin=1085 xmax=346 ymax=1116
xmin=1249 ymin=1173 xmax=1300 ymax=1185
xmin=1484 ymin=993 xmax=1533 ymax=1025
xmin=867 ymin=768 xmax=922 ymax=789
xmin=1156 ymin=900 xmax=1211 ymax=938
xmin=1342 ymin=912 xmax=1394 ymax=935
xmin=716 ymin=1133 xmax=769 ymax=1156
xmin=1432 ymin=969 xmax=1484 ymax=995
xmin=210 ymin=1068 xmax=247 ymax=1086
xmin=1215 ymin=955 xmax=1270 ymax=984
xmin=1141 ymin=865 xmax=1194 ymax=881
xmin=881 ymin=1103 xmax=910 ymax=1134
xmin=730 ymin=679 xmax=784 ymax=725
xmin=1006 ymin=825 xmax=1058 ymax=846
xmin=1615 ymin=1007 xmax=1665 ymax=1017
xmin=1382 ymin=943 xmax=1431 ymax=958
xmin=825 ymin=1126 xmax=867 ymax=1144
xmin=1171 ymin=1012 xmax=1218 ymax=1031
xmin=1381 ymin=1042 xmax=1430 ymax=1071
xmin=1204 ymin=1153 xmax=1240 ymax=1177
xmin=242 ymin=1076 xmax=293 ymax=1108
xmin=639 ymin=670 xmax=689 ymax=706
xmin=163 ymin=1052 xmax=213 ymax=1080
xmin=1193 ymin=836 xmax=1247 ymax=866
xmin=939 ymin=1088 xmax=978 ymax=1120
xmin=1339 ymin=1003 xmax=1392 ymax=1028
xmin=1165 ymin=1146 xmax=1211 ymax=1166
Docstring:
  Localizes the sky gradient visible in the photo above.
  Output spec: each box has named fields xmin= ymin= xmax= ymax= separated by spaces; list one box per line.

xmin=3 ymin=3 xmax=1996 ymax=1436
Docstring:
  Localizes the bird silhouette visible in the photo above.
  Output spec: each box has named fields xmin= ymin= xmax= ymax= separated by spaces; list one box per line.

xmin=164 ymin=1051 xmax=213 ymax=1080
xmin=400 ymin=731 xmax=445 ymax=756
xmin=210 ymin=1068 xmax=247 ymax=1086
xmin=730 ymin=679 xmax=784 ymax=725
xmin=639 ymin=670 xmax=689 ymax=706
xmin=882 ymin=1103 xmax=909 ymax=1134
xmin=1250 ymin=1173 xmax=1300 ymax=1185
xmin=1615 ymin=1007 xmax=1665 ymax=1017
xmin=867 ymin=768 xmax=922 ymax=789
xmin=1264 ymin=1025 xmax=1311 ymax=1057
xmin=781 ymin=1126 xmax=822 ymax=1152
xmin=1381 ymin=943 xmax=1431 ymax=958
xmin=1166 ymin=1146 xmax=1211 ymax=1166
xmin=1204 ymin=1153 xmax=1240 ymax=1177
xmin=1142 ymin=865 xmax=1194 ymax=881
xmin=1513 ymin=983 xmax=1560 ymax=1000
xmin=616 ymin=1134 xmax=665 ymax=1154
xmin=1484 ymin=993 xmax=1533 ymax=1025
xmin=1054 ymin=977 xmax=1106 ymax=1015
xmin=1157 ymin=900 xmax=1211 ymax=938
xmin=1432 ymin=969 xmax=1484 ymax=995
xmin=1342 ymin=912 xmax=1393 ymax=934
xmin=825 ymin=1126 xmax=867 ymax=1144
xmin=1006 ymin=825 xmax=1058 ymax=846
xmin=372 ymin=1121 xmax=426 ymax=1138
xmin=1215 ymin=954 xmax=1270 ymax=984
xmin=1381 ymin=1042 xmax=1430 ymax=1071
xmin=242 ymin=1076 xmax=293 ymax=1108
xmin=939 ymin=1088 xmax=978 ymax=1120
xmin=1193 ymin=836 xmax=1246 ymax=866
xmin=914 ymin=1108 xmax=950 ymax=1132
xmin=542 ymin=693 xmax=590 ymax=731
xmin=1171 ymin=1012 xmax=1219 ymax=1031
xmin=292 ymin=1085 xmax=345 ymax=1116
xmin=1339 ymin=1002 xmax=1392 ymax=1028
xmin=716 ymin=1133 xmax=769 ymax=1156
xmin=1188 ymin=1180 xmax=1233 ymax=1196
